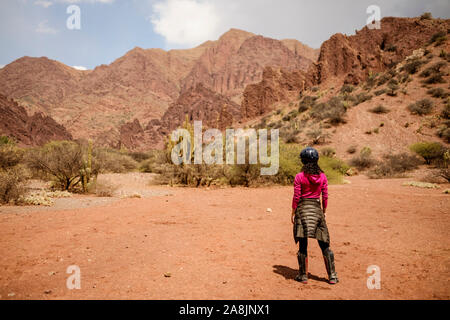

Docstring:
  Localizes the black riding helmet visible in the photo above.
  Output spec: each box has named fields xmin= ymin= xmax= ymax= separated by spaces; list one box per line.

xmin=300 ymin=147 xmax=319 ymax=164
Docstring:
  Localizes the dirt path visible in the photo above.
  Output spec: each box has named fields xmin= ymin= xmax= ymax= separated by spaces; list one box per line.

xmin=0 ymin=176 xmax=449 ymax=300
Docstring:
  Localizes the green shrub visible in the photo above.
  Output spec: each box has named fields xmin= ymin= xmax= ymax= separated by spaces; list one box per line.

xmin=410 ymin=142 xmax=445 ymax=164
xmin=369 ymin=105 xmax=390 ymax=114
xmin=408 ymin=99 xmax=434 ymax=115
xmin=272 ymin=143 xmax=346 ymax=185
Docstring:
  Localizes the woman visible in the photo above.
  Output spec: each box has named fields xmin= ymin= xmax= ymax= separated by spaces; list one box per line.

xmin=291 ymin=147 xmax=338 ymax=285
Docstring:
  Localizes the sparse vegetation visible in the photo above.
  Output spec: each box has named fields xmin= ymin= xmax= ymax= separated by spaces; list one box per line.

xmin=340 ymin=84 xmax=354 ymax=94
xmin=374 ymin=88 xmax=387 ymax=96
xmin=409 ymin=142 xmax=445 ymax=165
xmin=420 ymin=12 xmax=432 ymax=20
xmin=298 ymin=95 xmax=317 ymax=113
xmin=368 ymin=153 xmax=422 ymax=179
xmin=386 ymin=79 xmax=399 ymax=96
xmin=0 ymin=137 xmax=27 ymax=204
xmin=402 ymin=58 xmax=425 ymax=75
xmin=369 ymin=105 xmax=390 ymax=114
xmin=310 ymin=97 xmax=347 ymax=125
xmin=349 ymin=147 xmax=376 ymax=170
xmin=408 ymin=99 xmax=434 ymax=115
xmin=346 ymin=146 xmax=357 ymax=154
xmin=321 ymin=147 xmax=336 ymax=158
xmin=429 ymin=31 xmax=447 ymax=45
xmin=353 ymin=92 xmax=373 ymax=106
xmin=427 ymin=88 xmax=448 ymax=98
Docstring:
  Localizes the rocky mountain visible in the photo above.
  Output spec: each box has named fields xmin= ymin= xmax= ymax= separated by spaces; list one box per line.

xmin=1 ymin=17 xmax=448 ymax=152
xmin=0 ymin=94 xmax=72 ymax=146
xmin=241 ymin=16 xmax=450 ymax=120
xmin=0 ymin=28 xmax=316 ymax=150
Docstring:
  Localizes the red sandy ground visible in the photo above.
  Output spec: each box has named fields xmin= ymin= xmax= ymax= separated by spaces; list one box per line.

xmin=0 ymin=176 xmax=449 ymax=300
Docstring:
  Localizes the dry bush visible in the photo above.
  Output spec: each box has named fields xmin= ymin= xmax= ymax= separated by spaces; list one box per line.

xmin=321 ymin=147 xmax=336 ymax=158
xmin=369 ymin=105 xmax=390 ymax=114
xmin=346 ymin=145 xmax=357 ymax=154
xmin=420 ymin=12 xmax=432 ymax=20
xmin=93 ymin=148 xmax=138 ymax=173
xmin=306 ymin=128 xmax=329 ymax=145
xmin=408 ymin=99 xmax=434 ymax=115
xmin=353 ymin=92 xmax=373 ymax=106
xmin=340 ymin=84 xmax=354 ymax=94
xmin=92 ymin=178 xmax=119 ymax=197
xmin=437 ymin=120 xmax=450 ymax=143
xmin=26 ymin=141 xmax=85 ymax=191
xmin=401 ymin=58 xmax=425 ymax=74
xmin=0 ymin=137 xmax=27 ymax=204
xmin=298 ymin=96 xmax=317 ymax=113
xmin=310 ymin=97 xmax=347 ymax=125
xmin=430 ymin=31 xmax=447 ymax=44
xmin=368 ymin=153 xmax=422 ymax=179
xmin=374 ymin=89 xmax=387 ymax=96
xmin=427 ymin=88 xmax=448 ymax=99
xmin=0 ymin=167 xmax=28 ymax=204
xmin=349 ymin=147 xmax=376 ymax=170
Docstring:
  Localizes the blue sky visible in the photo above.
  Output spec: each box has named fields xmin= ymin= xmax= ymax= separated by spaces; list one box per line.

xmin=1 ymin=0 xmax=449 ymax=70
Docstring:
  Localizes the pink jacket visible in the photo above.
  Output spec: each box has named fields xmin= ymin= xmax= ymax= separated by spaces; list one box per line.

xmin=292 ymin=172 xmax=328 ymax=210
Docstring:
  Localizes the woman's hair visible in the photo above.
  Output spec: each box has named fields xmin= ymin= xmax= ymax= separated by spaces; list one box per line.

xmin=301 ymin=162 xmax=324 ymax=175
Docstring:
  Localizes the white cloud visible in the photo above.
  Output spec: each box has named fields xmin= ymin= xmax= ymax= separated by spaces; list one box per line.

xmin=56 ymin=0 xmax=114 ymax=3
xmin=36 ymin=20 xmax=58 ymax=34
xmin=150 ymin=0 xmax=450 ymax=49
xmin=72 ymin=65 xmax=88 ymax=70
xmin=34 ymin=0 xmax=53 ymax=8
xmin=0 ymin=65 xmax=5 ymax=69
xmin=151 ymin=0 xmax=220 ymax=47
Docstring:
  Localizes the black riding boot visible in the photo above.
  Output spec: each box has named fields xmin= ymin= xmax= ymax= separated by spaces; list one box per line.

xmin=295 ymin=252 xmax=308 ymax=284
xmin=323 ymin=248 xmax=339 ymax=284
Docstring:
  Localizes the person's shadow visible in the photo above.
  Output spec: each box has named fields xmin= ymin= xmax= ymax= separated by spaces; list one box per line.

xmin=272 ymin=265 xmax=329 ymax=283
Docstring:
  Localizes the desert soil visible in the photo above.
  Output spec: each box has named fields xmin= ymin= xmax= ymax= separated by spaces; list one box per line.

xmin=0 ymin=175 xmax=449 ymax=300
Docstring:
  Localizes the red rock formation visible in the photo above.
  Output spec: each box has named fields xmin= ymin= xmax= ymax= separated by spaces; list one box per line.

xmin=241 ymin=67 xmax=312 ymax=119
xmin=182 ymin=29 xmax=315 ymax=101
xmin=242 ymin=17 xmax=450 ymax=120
xmin=0 ymin=94 xmax=72 ymax=146
xmin=312 ymin=17 xmax=450 ymax=85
